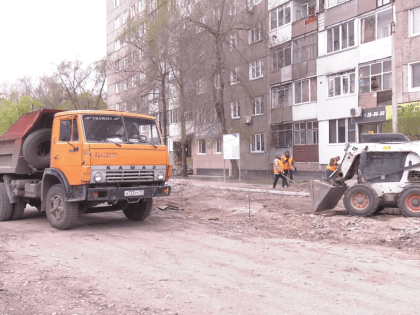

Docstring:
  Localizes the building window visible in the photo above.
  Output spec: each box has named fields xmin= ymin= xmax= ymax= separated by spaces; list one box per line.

xmin=271 ymin=42 xmax=292 ymax=71
xmin=215 ymin=137 xmax=222 ymax=154
xmin=230 ymin=68 xmax=240 ymax=85
xmin=250 ymin=134 xmax=265 ymax=152
xmin=249 ymin=23 xmax=262 ymax=44
xmin=292 ymin=33 xmax=317 ymax=64
xmin=411 ymin=7 xmax=420 ymax=37
xmin=231 ymin=102 xmax=240 ymax=119
xmin=230 ymin=32 xmax=239 ymax=49
xmin=271 ymin=123 xmax=292 ymax=147
xmin=114 ymin=0 xmax=120 ymax=9
xmin=197 ymin=109 xmax=205 ymax=124
xmin=410 ymin=62 xmax=420 ymax=90
xmin=294 ymin=122 xmax=306 ymax=145
xmin=328 ymin=0 xmax=351 ymax=8
xmin=184 ymin=111 xmax=193 ymax=121
xmin=114 ymin=17 xmax=120 ymax=30
xmin=115 ymin=60 xmax=120 ymax=72
xmin=114 ymin=40 xmax=121 ymax=52
xmin=214 ymin=74 xmax=221 ymax=89
xmin=249 ymin=60 xmax=264 ymax=80
xmin=271 ymin=84 xmax=293 ymax=108
xmin=329 ymin=118 xmax=355 ymax=143
xmin=377 ymin=0 xmax=390 ymax=7
xmin=270 ymin=2 xmax=291 ymax=30
xmin=132 ymin=104 xmax=138 ymax=112
xmin=130 ymin=5 xmax=136 ymax=18
xmin=115 ymin=102 xmax=126 ymax=111
xmin=253 ymin=96 xmax=264 ymax=115
xmin=327 ymin=20 xmax=355 ymax=53
xmin=138 ymin=0 xmax=145 ymax=11
xmin=306 ymin=121 xmax=318 ymax=144
xmin=361 ymin=8 xmax=392 ymax=44
xmin=198 ymin=139 xmax=206 ymax=154
xmin=294 ymin=0 xmax=316 ymax=21
xmin=294 ymin=78 xmax=317 ymax=104
xmin=292 ymin=121 xmax=319 ymax=145
xmin=328 ymin=71 xmax=355 ymax=97
xmin=168 ymin=109 xmax=179 ymax=124
xmin=359 ymin=59 xmax=391 ymax=94
xmin=249 ymin=0 xmax=262 ymax=5
xmin=122 ymin=11 xmax=128 ymax=24
xmin=116 ymin=82 xmax=122 ymax=94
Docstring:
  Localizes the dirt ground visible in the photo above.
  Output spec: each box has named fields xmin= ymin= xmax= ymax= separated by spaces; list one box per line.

xmin=2 ymin=178 xmax=420 ymax=314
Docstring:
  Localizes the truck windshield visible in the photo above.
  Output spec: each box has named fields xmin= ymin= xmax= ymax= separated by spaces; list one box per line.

xmin=82 ymin=115 xmax=162 ymax=145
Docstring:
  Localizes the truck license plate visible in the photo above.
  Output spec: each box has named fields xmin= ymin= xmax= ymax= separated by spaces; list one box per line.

xmin=124 ymin=190 xmax=144 ymax=197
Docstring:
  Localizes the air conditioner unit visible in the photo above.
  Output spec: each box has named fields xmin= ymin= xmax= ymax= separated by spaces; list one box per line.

xmin=350 ymin=107 xmax=362 ymax=117
xmin=247 ymin=5 xmax=255 ymax=13
xmin=244 ymin=116 xmax=252 ymax=124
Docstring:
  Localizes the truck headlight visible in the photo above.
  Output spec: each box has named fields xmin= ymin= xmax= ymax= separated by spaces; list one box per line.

xmin=157 ymin=171 xmax=164 ymax=180
xmin=94 ymin=172 xmax=103 ymax=182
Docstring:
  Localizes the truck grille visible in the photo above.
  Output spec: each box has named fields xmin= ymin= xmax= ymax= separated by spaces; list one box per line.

xmin=408 ymin=171 xmax=420 ymax=182
xmin=106 ymin=170 xmax=154 ymax=182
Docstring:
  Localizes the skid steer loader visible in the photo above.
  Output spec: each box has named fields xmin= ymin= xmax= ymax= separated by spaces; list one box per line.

xmin=309 ymin=134 xmax=420 ymax=217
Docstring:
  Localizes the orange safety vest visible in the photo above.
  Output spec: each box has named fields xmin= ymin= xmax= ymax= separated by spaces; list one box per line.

xmin=327 ymin=158 xmax=338 ymax=171
xmin=281 ymin=155 xmax=294 ymax=170
xmin=273 ymin=158 xmax=283 ymax=174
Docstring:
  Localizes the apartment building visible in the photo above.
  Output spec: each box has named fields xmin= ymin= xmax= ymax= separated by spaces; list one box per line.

xmin=106 ymin=0 xmax=420 ymax=177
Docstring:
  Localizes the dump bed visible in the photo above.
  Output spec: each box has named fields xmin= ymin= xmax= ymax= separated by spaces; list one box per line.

xmin=0 ymin=109 xmax=62 ymax=175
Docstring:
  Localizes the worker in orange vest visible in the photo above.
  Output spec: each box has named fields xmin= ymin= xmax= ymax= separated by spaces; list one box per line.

xmin=326 ymin=156 xmax=340 ymax=178
xmin=272 ymin=153 xmax=283 ymax=189
xmin=281 ymin=151 xmax=294 ymax=187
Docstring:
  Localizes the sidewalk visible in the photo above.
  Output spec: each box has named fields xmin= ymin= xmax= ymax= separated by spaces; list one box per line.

xmin=169 ymin=176 xmax=311 ymax=197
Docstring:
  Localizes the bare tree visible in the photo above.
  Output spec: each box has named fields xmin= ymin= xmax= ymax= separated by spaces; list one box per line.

xmin=53 ymin=59 xmax=107 ymax=110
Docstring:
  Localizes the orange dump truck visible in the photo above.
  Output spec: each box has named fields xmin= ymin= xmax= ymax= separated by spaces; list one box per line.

xmin=0 ymin=109 xmax=171 ymax=229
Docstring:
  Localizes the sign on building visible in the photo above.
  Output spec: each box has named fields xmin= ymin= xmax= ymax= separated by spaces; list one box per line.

xmin=223 ymin=133 xmax=240 ymax=160
xmin=351 ymin=106 xmax=386 ymax=124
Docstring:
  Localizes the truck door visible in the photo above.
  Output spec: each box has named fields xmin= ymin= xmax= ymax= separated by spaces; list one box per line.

xmin=51 ymin=116 xmax=83 ymax=185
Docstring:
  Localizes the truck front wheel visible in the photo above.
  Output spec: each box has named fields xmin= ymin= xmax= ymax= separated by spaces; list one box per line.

xmin=123 ymin=198 xmax=153 ymax=221
xmin=343 ymin=184 xmax=379 ymax=216
xmin=0 ymin=183 xmax=13 ymax=221
xmin=45 ymin=184 xmax=78 ymax=230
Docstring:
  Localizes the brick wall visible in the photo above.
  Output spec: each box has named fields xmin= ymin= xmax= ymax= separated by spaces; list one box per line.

xmin=294 ymin=145 xmax=319 ymax=162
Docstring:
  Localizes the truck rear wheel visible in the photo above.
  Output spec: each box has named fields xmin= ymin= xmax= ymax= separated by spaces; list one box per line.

xmin=343 ymin=184 xmax=379 ymax=216
xmin=397 ymin=186 xmax=420 ymax=217
xmin=45 ymin=184 xmax=78 ymax=230
xmin=123 ymin=198 xmax=153 ymax=221
xmin=22 ymin=128 xmax=51 ymax=169
xmin=10 ymin=200 xmax=26 ymax=220
xmin=0 ymin=183 xmax=13 ymax=221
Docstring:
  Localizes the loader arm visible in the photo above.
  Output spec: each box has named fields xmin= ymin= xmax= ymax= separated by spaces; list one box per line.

xmin=310 ymin=143 xmax=366 ymax=212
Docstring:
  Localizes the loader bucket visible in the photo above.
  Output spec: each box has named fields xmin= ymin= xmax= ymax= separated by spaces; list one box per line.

xmin=309 ymin=180 xmax=348 ymax=212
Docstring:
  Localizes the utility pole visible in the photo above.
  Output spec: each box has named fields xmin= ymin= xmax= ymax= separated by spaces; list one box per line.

xmin=391 ymin=0 xmax=398 ymax=133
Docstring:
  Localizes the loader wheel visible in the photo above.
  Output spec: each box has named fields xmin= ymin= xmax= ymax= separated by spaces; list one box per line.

xmin=0 ymin=183 xmax=13 ymax=221
xmin=398 ymin=187 xmax=420 ymax=217
xmin=10 ymin=200 xmax=26 ymax=220
xmin=123 ymin=198 xmax=153 ymax=221
xmin=22 ymin=128 xmax=52 ymax=169
xmin=45 ymin=184 xmax=78 ymax=230
xmin=343 ymin=184 xmax=379 ymax=216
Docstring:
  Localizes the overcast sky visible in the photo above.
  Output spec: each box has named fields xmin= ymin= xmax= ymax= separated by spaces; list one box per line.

xmin=0 ymin=0 xmax=106 ymax=83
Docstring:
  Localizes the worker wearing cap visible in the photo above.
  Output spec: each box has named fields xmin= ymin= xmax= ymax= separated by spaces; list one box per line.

xmin=326 ymin=156 xmax=340 ymax=178
xmin=281 ymin=151 xmax=294 ymax=187
xmin=272 ymin=154 xmax=283 ymax=189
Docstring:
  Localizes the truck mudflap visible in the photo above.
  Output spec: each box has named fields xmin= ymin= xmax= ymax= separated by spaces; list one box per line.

xmin=309 ymin=180 xmax=348 ymax=212
xmin=87 ymin=185 xmax=171 ymax=201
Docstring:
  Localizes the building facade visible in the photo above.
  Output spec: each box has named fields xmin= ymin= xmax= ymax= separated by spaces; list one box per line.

xmin=106 ymin=0 xmax=420 ymax=177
